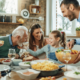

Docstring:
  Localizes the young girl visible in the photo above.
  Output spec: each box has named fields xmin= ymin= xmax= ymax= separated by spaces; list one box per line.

xmin=27 ymin=30 xmax=66 ymax=63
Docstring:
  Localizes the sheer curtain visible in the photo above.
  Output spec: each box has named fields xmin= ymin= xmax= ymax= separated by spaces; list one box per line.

xmin=46 ymin=0 xmax=56 ymax=36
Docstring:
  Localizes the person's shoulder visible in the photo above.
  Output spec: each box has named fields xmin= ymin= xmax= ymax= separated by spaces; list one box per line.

xmin=0 ymin=36 xmax=9 ymax=40
xmin=59 ymin=47 xmax=64 ymax=49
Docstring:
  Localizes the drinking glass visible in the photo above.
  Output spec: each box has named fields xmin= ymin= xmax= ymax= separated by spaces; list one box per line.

xmin=63 ymin=50 xmax=71 ymax=71
xmin=8 ymin=49 xmax=16 ymax=69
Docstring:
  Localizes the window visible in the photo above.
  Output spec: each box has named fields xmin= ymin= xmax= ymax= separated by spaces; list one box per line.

xmin=46 ymin=0 xmax=80 ymax=36
xmin=57 ymin=0 xmax=72 ymax=34
xmin=56 ymin=0 xmax=80 ymax=35
xmin=0 ymin=0 xmax=20 ymax=15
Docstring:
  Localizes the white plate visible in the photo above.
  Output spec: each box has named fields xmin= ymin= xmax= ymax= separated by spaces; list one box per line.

xmin=64 ymin=71 xmax=80 ymax=80
xmin=0 ymin=65 xmax=10 ymax=71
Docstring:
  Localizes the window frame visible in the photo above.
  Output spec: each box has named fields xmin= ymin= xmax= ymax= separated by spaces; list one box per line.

xmin=0 ymin=0 xmax=21 ymax=16
xmin=46 ymin=0 xmax=77 ymax=36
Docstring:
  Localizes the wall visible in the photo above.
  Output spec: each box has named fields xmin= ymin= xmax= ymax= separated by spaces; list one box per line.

xmin=0 ymin=0 xmax=46 ymax=36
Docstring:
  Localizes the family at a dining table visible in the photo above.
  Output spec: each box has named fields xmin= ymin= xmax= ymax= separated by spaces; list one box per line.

xmin=0 ymin=0 xmax=80 ymax=64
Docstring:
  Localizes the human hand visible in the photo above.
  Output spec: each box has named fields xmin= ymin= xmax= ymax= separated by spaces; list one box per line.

xmin=74 ymin=51 xmax=80 ymax=64
xmin=67 ymin=40 xmax=75 ymax=49
xmin=15 ymin=54 xmax=20 ymax=59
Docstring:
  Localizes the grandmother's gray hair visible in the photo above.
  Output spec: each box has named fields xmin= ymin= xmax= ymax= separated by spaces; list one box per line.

xmin=12 ymin=26 xmax=28 ymax=38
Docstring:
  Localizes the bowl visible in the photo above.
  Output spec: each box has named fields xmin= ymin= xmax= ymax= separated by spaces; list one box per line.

xmin=16 ymin=69 xmax=40 ymax=80
xmin=12 ymin=59 xmax=22 ymax=66
xmin=2 ymin=59 xmax=12 ymax=65
xmin=30 ymin=60 xmax=64 ymax=77
xmin=55 ymin=49 xmax=78 ymax=64
xmin=64 ymin=71 xmax=80 ymax=80
xmin=19 ymin=61 xmax=30 ymax=69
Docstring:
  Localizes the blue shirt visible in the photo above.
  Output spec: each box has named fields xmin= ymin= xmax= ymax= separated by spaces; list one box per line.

xmin=76 ymin=12 xmax=80 ymax=45
xmin=27 ymin=45 xmax=64 ymax=64
xmin=9 ymin=34 xmax=17 ymax=49
xmin=77 ymin=12 xmax=80 ymax=22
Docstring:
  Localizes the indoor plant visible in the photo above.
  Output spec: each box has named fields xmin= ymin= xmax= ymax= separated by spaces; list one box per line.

xmin=76 ymin=27 xmax=80 ymax=36
xmin=58 ymin=28 xmax=63 ymax=31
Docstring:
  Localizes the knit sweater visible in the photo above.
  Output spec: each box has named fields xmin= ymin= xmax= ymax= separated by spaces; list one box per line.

xmin=0 ymin=36 xmax=20 ymax=58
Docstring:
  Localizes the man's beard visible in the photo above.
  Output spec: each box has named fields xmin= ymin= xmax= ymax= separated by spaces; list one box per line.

xmin=17 ymin=40 xmax=23 ymax=47
xmin=68 ymin=12 xmax=76 ymax=21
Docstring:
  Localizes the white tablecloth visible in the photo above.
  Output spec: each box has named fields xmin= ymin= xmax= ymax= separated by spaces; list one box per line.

xmin=0 ymin=65 xmax=79 ymax=80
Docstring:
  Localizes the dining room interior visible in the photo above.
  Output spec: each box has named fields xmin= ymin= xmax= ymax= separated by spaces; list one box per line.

xmin=0 ymin=0 xmax=80 ymax=80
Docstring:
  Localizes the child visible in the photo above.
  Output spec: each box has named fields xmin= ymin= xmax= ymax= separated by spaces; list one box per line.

xmin=27 ymin=30 xmax=66 ymax=63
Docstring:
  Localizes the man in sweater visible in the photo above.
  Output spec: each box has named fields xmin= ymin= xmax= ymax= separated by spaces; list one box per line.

xmin=0 ymin=26 xmax=28 ymax=58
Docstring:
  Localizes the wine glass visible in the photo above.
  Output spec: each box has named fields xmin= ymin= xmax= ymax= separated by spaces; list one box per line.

xmin=63 ymin=50 xmax=71 ymax=71
xmin=8 ymin=49 xmax=16 ymax=59
xmin=8 ymin=49 xmax=16 ymax=69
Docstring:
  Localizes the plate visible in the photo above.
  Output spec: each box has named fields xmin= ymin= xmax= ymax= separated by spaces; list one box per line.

xmin=64 ymin=71 xmax=80 ymax=79
xmin=0 ymin=65 xmax=10 ymax=71
xmin=0 ymin=58 xmax=11 ymax=64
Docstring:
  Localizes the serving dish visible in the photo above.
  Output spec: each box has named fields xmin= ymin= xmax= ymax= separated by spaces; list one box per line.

xmin=2 ymin=59 xmax=12 ymax=65
xmin=0 ymin=65 xmax=11 ymax=76
xmin=19 ymin=61 xmax=31 ymax=69
xmin=31 ymin=60 xmax=65 ymax=77
xmin=12 ymin=59 xmax=22 ymax=66
xmin=64 ymin=70 xmax=80 ymax=80
xmin=55 ymin=49 xmax=78 ymax=64
xmin=16 ymin=69 xmax=40 ymax=80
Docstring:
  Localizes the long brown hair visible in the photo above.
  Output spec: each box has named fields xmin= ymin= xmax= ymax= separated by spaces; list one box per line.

xmin=29 ymin=24 xmax=44 ymax=50
xmin=51 ymin=30 xmax=66 ymax=48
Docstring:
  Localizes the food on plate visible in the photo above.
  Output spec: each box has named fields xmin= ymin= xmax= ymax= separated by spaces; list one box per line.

xmin=0 ymin=58 xmax=6 ymax=63
xmin=23 ymin=71 xmax=34 ymax=75
xmin=40 ymin=76 xmax=56 ymax=80
xmin=4 ymin=59 xmax=11 ymax=62
xmin=56 ymin=49 xmax=78 ymax=54
xmin=55 ymin=49 xmax=78 ymax=63
xmin=63 ymin=78 xmax=67 ymax=80
xmin=23 ymin=56 xmax=33 ymax=61
xmin=32 ymin=61 xmax=59 ymax=71
xmin=0 ymin=40 xmax=4 ymax=45
xmin=74 ymin=72 xmax=80 ymax=75
xmin=24 ymin=62 xmax=30 ymax=65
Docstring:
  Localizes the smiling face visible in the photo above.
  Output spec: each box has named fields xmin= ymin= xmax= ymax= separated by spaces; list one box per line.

xmin=32 ymin=28 xmax=43 ymax=41
xmin=17 ymin=31 xmax=28 ymax=47
xmin=60 ymin=4 xmax=76 ymax=21
xmin=49 ymin=33 xmax=60 ymax=46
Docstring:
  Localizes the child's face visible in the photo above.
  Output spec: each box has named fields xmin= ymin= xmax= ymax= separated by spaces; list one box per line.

xmin=49 ymin=33 xmax=60 ymax=46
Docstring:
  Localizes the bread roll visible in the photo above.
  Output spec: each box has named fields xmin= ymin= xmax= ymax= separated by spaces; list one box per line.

xmin=23 ymin=56 xmax=33 ymax=61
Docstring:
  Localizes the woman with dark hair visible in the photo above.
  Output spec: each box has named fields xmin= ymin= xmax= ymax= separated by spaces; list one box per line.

xmin=27 ymin=30 xmax=66 ymax=63
xmin=29 ymin=24 xmax=49 ymax=59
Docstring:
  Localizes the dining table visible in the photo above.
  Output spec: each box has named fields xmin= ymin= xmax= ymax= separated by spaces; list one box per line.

xmin=0 ymin=64 xmax=77 ymax=80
